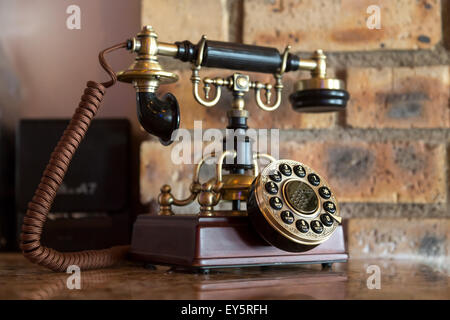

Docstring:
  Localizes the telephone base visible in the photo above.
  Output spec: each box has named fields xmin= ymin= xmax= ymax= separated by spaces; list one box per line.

xmin=129 ymin=214 xmax=348 ymax=270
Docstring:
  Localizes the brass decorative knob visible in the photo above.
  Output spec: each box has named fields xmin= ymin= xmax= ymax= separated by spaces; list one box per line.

xmin=158 ymin=184 xmax=174 ymax=216
xmin=198 ymin=181 xmax=222 ymax=216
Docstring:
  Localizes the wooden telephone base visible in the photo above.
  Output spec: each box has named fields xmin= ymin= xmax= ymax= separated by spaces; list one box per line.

xmin=129 ymin=213 xmax=348 ymax=271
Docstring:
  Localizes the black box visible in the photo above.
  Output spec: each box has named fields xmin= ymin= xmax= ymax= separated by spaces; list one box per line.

xmin=0 ymin=120 xmax=15 ymax=251
xmin=16 ymin=119 xmax=131 ymax=251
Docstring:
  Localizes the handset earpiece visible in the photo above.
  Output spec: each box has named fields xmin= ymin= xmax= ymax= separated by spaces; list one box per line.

xmin=289 ymin=49 xmax=350 ymax=113
xmin=289 ymin=82 xmax=350 ymax=113
xmin=117 ymin=25 xmax=180 ymax=145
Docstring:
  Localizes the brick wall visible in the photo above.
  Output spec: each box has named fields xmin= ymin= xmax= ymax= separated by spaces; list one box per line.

xmin=140 ymin=0 xmax=449 ymax=264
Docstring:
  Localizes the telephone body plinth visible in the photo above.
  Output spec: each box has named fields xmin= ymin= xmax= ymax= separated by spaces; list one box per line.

xmin=130 ymin=215 xmax=347 ymax=270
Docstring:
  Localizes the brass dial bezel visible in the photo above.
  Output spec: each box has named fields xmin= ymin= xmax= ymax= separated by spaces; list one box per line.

xmin=254 ymin=159 xmax=340 ymax=246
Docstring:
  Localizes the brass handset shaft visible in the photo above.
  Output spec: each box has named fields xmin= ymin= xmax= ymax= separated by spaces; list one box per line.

xmin=157 ymin=42 xmax=179 ymax=56
xmin=298 ymin=59 xmax=318 ymax=70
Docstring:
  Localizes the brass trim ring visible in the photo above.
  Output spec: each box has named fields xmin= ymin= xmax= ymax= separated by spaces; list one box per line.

xmin=294 ymin=78 xmax=346 ymax=91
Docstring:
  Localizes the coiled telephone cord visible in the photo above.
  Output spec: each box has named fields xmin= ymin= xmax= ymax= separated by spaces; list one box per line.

xmin=20 ymin=42 xmax=130 ymax=272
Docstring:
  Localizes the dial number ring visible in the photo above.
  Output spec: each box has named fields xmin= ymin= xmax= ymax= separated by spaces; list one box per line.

xmin=256 ymin=159 xmax=340 ymax=246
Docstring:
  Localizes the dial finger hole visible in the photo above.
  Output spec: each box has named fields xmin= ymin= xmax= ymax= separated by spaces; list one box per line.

xmin=295 ymin=219 xmax=309 ymax=233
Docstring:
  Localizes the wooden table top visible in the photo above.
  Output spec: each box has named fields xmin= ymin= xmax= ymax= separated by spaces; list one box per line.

xmin=0 ymin=253 xmax=448 ymax=300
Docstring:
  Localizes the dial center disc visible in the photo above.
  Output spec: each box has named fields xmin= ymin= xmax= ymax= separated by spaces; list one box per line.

xmin=284 ymin=180 xmax=318 ymax=214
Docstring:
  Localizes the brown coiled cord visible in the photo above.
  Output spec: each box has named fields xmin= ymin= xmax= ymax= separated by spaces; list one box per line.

xmin=20 ymin=42 xmax=130 ymax=272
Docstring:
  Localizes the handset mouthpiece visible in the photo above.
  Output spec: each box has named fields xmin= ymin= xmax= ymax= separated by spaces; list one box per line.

xmin=117 ymin=25 xmax=180 ymax=145
xmin=136 ymin=91 xmax=180 ymax=145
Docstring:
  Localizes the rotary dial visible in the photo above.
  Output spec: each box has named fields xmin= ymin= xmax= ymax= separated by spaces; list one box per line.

xmin=249 ymin=159 xmax=341 ymax=250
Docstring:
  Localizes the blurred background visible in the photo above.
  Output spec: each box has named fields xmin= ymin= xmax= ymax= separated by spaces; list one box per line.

xmin=0 ymin=0 xmax=448 ymax=268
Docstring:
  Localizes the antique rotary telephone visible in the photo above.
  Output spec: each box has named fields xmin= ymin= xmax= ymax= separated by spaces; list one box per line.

xmin=21 ymin=26 xmax=349 ymax=272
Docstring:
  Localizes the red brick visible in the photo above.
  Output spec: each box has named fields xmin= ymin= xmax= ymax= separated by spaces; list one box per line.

xmin=280 ymin=140 xmax=446 ymax=203
xmin=141 ymin=0 xmax=229 ymax=42
xmin=346 ymin=66 xmax=450 ymax=128
xmin=243 ymin=0 xmax=442 ymax=51
xmin=140 ymin=140 xmax=196 ymax=205
xmin=141 ymin=140 xmax=446 ymax=205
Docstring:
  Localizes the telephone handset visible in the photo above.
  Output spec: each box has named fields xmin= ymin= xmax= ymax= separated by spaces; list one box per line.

xmin=21 ymin=26 xmax=349 ymax=272
xmin=248 ymin=159 xmax=341 ymax=252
